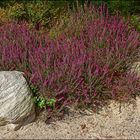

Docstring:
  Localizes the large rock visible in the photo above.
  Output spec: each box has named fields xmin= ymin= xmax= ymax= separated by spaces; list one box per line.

xmin=0 ymin=71 xmax=35 ymax=130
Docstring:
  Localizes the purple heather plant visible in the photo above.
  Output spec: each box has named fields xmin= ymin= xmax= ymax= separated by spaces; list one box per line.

xmin=0 ymin=4 xmax=140 ymax=113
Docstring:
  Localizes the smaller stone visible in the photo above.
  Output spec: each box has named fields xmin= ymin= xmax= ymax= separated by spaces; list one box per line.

xmin=131 ymin=62 xmax=140 ymax=76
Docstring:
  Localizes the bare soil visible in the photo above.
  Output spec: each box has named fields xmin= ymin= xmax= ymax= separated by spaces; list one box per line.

xmin=0 ymin=97 xmax=140 ymax=139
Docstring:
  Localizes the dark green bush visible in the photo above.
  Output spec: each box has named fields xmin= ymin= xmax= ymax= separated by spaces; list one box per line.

xmin=69 ymin=0 xmax=140 ymax=16
xmin=92 ymin=0 xmax=140 ymax=16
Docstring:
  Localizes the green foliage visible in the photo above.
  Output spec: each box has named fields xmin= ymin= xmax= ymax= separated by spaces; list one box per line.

xmin=0 ymin=0 xmax=69 ymax=29
xmin=30 ymin=84 xmax=39 ymax=95
xmin=25 ymin=0 xmax=68 ymax=28
xmin=0 ymin=0 xmax=16 ymax=7
xmin=30 ymin=84 xmax=56 ymax=108
xmin=33 ymin=96 xmax=56 ymax=108
xmin=8 ymin=3 xmax=26 ymax=21
xmin=25 ymin=1 xmax=48 ymax=26
xmin=79 ymin=0 xmax=140 ymax=16
xmin=101 ymin=0 xmax=140 ymax=16
xmin=107 ymin=0 xmax=131 ymax=15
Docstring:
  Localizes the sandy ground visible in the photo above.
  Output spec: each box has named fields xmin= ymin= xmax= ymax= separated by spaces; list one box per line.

xmin=0 ymin=97 xmax=140 ymax=139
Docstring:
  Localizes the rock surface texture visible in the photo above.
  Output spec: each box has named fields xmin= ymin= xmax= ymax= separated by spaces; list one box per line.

xmin=0 ymin=71 xmax=35 ymax=130
xmin=131 ymin=61 xmax=140 ymax=76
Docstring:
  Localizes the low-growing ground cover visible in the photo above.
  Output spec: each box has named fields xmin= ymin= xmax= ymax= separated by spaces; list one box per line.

xmin=0 ymin=3 xmax=140 ymax=118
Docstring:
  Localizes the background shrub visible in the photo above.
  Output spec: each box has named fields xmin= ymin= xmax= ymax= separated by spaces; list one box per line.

xmin=0 ymin=0 xmax=69 ymax=30
xmin=131 ymin=15 xmax=140 ymax=32
xmin=0 ymin=0 xmax=139 ymax=32
xmin=0 ymin=7 xmax=9 ymax=25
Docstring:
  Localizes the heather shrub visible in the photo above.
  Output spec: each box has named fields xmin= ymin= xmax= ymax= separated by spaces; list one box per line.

xmin=0 ymin=4 xmax=140 ymax=114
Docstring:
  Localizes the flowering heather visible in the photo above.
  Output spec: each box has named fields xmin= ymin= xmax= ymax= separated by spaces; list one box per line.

xmin=0 ymin=4 xmax=140 ymax=112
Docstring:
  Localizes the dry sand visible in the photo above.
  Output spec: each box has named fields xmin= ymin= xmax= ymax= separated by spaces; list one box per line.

xmin=0 ymin=97 xmax=140 ymax=139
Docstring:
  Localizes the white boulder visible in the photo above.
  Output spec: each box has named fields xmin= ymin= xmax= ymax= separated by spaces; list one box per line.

xmin=0 ymin=71 xmax=35 ymax=130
